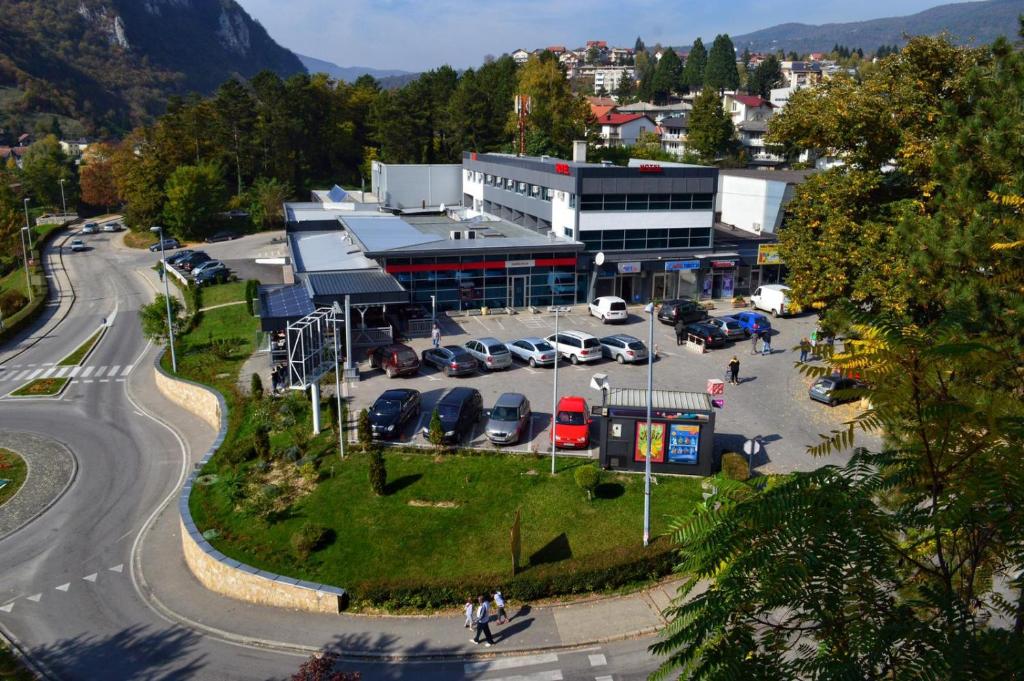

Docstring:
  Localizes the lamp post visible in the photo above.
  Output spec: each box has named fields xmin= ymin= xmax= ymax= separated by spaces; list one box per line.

xmin=643 ymin=302 xmax=655 ymax=547
xmin=150 ymin=225 xmax=177 ymax=372
xmin=550 ymin=306 xmax=566 ymax=475
xmin=332 ymin=301 xmax=345 ymax=459
xmin=19 ymin=227 xmax=32 ymax=303
xmin=23 ymin=198 xmax=32 ymax=250
xmin=58 ymin=178 xmax=67 ymax=217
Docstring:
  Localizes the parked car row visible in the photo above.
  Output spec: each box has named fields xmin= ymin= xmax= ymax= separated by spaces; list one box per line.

xmin=163 ymin=248 xmax=230 ymax=285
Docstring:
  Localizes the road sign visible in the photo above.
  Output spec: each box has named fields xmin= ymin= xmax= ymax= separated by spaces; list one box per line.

xmin=743 ymin=439 xmax=762 ymax=456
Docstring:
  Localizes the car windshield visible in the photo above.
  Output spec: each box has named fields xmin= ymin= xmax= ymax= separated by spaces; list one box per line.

xmin=725 ymin=321 xmax=741 ymax=330
xmin=373 ymin=400 xmax=400 ymax=415
xmin=491 ymin=406 xmax=519 ymax=421
xmin=532 ymin=341 xmax=553 ymax=352
xmin=438 ymin=404 xmax=460 ymax=419
xmin=627 ymin=341 xmax=645 ymax=351
xmin=609 ymin=301 xmax=626 ymax=311
xmin=396 ymin=349 xmax=417 ymax=363
xmin=582 ymin=338 xmax=600 ymax=349
xmin=486 ymin=343 xmax=509 ymax=354
xmin=557 ymin=410 xmax=585 ymax=425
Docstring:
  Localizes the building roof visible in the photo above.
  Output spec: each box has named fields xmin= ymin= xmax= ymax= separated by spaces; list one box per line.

xmin=303 ymin=270 xmax=409 ymax=305
xmin=546 ymin=45 xmax=566 ymax=53
xmin=289 ymin=230 xmax=378 ymax=273
xmin=606 ymin=388 xmax=712 ymax=413
xmin=731 ymin=94 xmax=772 ymax=108
xmin=257 ymin=284 xmax=315 ymax=323
xmin=737 ymin=119 xmax=769 ymax=132
xmin=616 ymin=101 xmax=692 ymax=114
xmin=597 ymin=113 xmax=651 ymax=126
xmin=341 ymin=215 xmax=446 ymax=253
xmin=592 ymin=104 xmax=617 ymax=119
xmin=718 ymin=168 xmax=817 ymax=184
xmin=659 ymin=115 xmax=689 ymax=129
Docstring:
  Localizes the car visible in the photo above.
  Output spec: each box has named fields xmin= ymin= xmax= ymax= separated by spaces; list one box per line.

xmin=545 ymin=330 xmax=603 ymax=365
xmin=751 ymin=284 xmax=794 ymax=317
xmin=588 ymin=296 xmax=628 ymax=324
xmin=553 ymin=396 xmax=591 ymax=449
xmin=705 ymin=316 xmax=747 ymax=341
xmin=367 ymin=343 xmax=420 ymax=378
xmin=368 ymin=388 xmax=421 ymax=439
xmin=165 ymin=249 xmax=195 ymax=266
xmin=205 ymin=230 xmax=241 ymax=243
xmin=69 ymin=239 xmax=87 ymax=252
xmin=422 ymin=387 xmax=483 ymax=444
xmin=657 ymin=298 xmax=707 ymax=326
xmin=808 ymin=376 xmax=865 ymax=406
xmin=599 ymin=334 xmax=649 ymax=364
xmin=101 ymin=221 xmax=122 ymax=233
xmin=191 ymin=259 xmax=225 ymax=277
xmin=485 ymin=393 xmax=532 ymax=445
xmin=684 ymin=322 xmax=729 ymax=349
xmin=463 ymin=337 xmax=513 ymax=371
xmin=149 ymin=238 xmax=180 ymax=252
xmin=731 ymin=311 xmax=772 ymax=337
xmin=421 ymin=345 xmax=478 ymax=377
xmin=175 ymin=252 xmax=211 ymax=271
xmin=505 ymin=337 xmax=557 ymax=367
xmin=81 ymin=222 xmax=98 ymax=234
xmin=193 ymin=265 xmax=229 ymax=286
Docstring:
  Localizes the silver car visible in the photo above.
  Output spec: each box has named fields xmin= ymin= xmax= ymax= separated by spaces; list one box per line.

xmin=706 ymin=316 xmax=746 ymax=341
xmin=464 ymin=337 xmax=513 ymax=371
xmin=599 ymin=334 xmax=649 ymax=364
xmin=191 ymin=259 xmax=225 ymax=278
xmin=506 ymin=337 xmax=556 ymax=367
xmin=485 ymin=393 xmax=532 ymax=445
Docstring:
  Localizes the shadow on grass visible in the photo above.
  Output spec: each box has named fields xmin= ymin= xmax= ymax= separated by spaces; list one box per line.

xmin=385 ymin=473 xmax=422 ymax=496
xmin=528 ymin=532 xmax=572 ymax=568
xmin=595 ymin=482 xmax=625 ymax=499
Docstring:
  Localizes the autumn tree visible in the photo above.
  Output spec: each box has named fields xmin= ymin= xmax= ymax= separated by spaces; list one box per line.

xmin=246 ymin=176 xmax=289 ymax=231
xmin=79 ymin=142 xmax=119 ymax=211
xmin=510 ymin=56 xmax=594 ymax=157
xmin=162 ymin=162 xmax=226 ymax=239
xmin=685 ymin=87 xmax=734 ymax=162
xmin=111 ymin=129 xmax=169 ymax=230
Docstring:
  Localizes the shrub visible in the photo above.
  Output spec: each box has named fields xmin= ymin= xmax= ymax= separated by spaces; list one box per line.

xmin=250 ymin=372 xmax=263 ymax=399
xmin=253 ymin=426 xmax=271 ymax=460
xmin=299 ymin=461 xmax=319 ymax=485
xmin=221 ymin=441 xmax=255 ymax=467
xmin=0 ymin=289 xmax=29 ymax=316
xmin=290 ymin=522 xmax=330 ymax=560
xmin=368 ymin=447 xmax=387 ymax=496
xmin=245 ymin=279 xmax=259 ymax=315
xmin=357 ymin=408 xmax=372 ymax=449
xmin=574 ymin=465 xmax=601 ymax=501
xmin=281 ymin=445 xmax=302 ymax=462
xmin=721 ymin=451 xmax=750 ymax=482
xmin=427 ymin=409 xmax=445 ymax=451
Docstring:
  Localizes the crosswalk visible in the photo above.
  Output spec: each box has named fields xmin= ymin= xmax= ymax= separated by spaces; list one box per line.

xmin=0 ymin=363 xmax=133 ymax=385
xmin=462 ymin=650 xmax=612 ymax=680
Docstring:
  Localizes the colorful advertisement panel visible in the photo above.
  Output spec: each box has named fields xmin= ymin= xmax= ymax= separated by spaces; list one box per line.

xmin=634 ymin=422 xmax=666 ymax=462
xmin=757 ymin=244 xmax=783 ymax=265
xmin=667 ymin=424 xmax=700 ymax=464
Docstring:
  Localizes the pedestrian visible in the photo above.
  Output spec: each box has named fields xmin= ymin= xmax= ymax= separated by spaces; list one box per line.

xmin=799 ymin=337 xmax=810 ymax=363
xmin=760 ymin=329 xmax=772 ymax=356
xmin=472 ymin=595 xmax=495 ymax=646
xmin=809 ymin=328 xmax=818 ymax=357
xmin=728 ymin=356 xmax=740 ymax=384
xmin=674 ymin=318 xmax=685 ymax=346
xmin=750 ymin=332 xmax=759 ymax=355
xmin=431 ymin=322 xmax=441 ymax=348
xmin=493 ymin=590 xmax=508 ymax=625
xmin=157 ymin=266 xmax=164 ymax=282
xmin=464 ymin=596 xmax=475 ymax=629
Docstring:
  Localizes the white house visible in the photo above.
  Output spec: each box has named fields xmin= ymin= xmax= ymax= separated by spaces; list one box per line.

xmin=659 ymin=115 xmax=688 ymax=157
xmin=716 ymin=169 xmax=815 ymax=236
xmin=593 ymin=113 xmax=655 ymax=147
xmin=511 ymin=48 xmax=531 ymax=65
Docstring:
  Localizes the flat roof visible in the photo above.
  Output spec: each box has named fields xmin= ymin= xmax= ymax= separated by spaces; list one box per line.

xmin=607 ymin=388 xmax=712 ymax=412
xmin=303 ymin=271 xmax=409 ymax=305
xmin=342 ymin=215 xmax=447 ymax=252
xmin=718 ymin=168 xmax=817 ymax=184
xmin=289 ymin=231 xmax=377 ymax=273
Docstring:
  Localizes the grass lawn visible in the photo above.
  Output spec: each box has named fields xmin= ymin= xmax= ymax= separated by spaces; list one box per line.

xmin=163 ymin=297 xmax=260 ymax=394
xmin=0 ymin=267 xmax=28 ymax=298
xmin=58 ymin=329 xmax=103 ymax=366
xmin=200 ymin=281 xmax=247 ymax=309
xmin=0 ymin=448 xmax=28 ymax=507
xmin=123 ymin=230 xmax=158 ymax=249
xmin=11 ymin=377 xmax=69 ymax=397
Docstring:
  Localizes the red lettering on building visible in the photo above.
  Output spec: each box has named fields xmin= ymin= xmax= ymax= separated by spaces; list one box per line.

xmin=555 ymin=163 xmax=571 ymax=175
xmin=637 ymin=164 xmax=663 ymax=173
xmin=471 ymin=152 xmax=478 ymax=160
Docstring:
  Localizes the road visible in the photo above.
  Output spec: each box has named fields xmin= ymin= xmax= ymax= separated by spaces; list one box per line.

xmin=0 ymin=227 xmax=662 ymax=680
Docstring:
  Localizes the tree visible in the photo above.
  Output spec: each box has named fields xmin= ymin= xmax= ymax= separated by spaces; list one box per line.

xmin=614 ymin=72 xmax=636 ymax=103
xmin=79 ymin=143 xmax=119 ymax=211
xmin=510 ymin=56 xmax=594 ymax=157
xmin=250 ymin=372 xmax=263 ymax=399
xmin=585 ymin=45 xmax=600 ymax=65
xmin=427 ymin=409 xmax=445 ymax=451
xmin=246 ymin=176 xmax=289 ymax=231
xmin=746 ymin=55 xmax=783 ymax=99
xmin=212 ymin=78 xmax=257 ymax=197
xmin=253 ymin=425 xmax=270 ymax=460
xmin=368 ymin=446 xmax=387 ymax=496
xmin=704 ymin=34 xmax=740 ymax=91
xmin=634 ymin=36 xmax=646 ymax=55
xmin=111 ymin=129 xmax=167 ymax=230
xmin=650 ymin=48 xmax=683 ymax=104
xmin=685 ymin=87 xmax=734 ymax=162
xmin=357 ymin=408 xmax=372 ymax=449
xmin=162 ymin=162 xmax=227 ymax=239
xmin=138 ymin=294 xmax=183 ymax=342
xmin=682 ymin=38 xmax=707 ymax=91
xmin=20 ymin=134 xmax=74 ymax=209
xmin=635 ymin=53 xmax=657 ymax=101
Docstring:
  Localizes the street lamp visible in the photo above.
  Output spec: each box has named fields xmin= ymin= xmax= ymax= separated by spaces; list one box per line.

xmin=23 ymin=197 xmax=32 ymax=250
xmin=642 ymin=301 xmax=655 ymax=547
xmin=331 ymin=300 xmax=345 ymax=459
xmin=19 ymin=227 xmax=32 ymax=303
xmin=150 ymin=225 xmax=177 ymax=372
xmin=58 ymin=178 xmax=67 ymax=217
xmin=550 ymin=305 xmax=572 ymax=474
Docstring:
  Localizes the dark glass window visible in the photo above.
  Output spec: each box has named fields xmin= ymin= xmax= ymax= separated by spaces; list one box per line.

xmin=649 ymin=194 xmax=670 ymax=210
xmin=626 ymin=194 xmax=648 ymax=211
xmin=692 ymin=194 xmax=713 ymax=210
xmin=604 ymin=194 xmax=627 ymax=211
xmin=580 ymin=195 xmax=603 ymax=211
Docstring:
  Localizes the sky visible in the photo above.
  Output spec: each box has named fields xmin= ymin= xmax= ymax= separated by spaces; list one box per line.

xmin=238 ymin=0 xmax=956 ymax=72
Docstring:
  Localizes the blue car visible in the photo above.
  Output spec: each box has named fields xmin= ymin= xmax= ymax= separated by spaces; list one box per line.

xmin=731 ymin=311 xmax=772 ymax=337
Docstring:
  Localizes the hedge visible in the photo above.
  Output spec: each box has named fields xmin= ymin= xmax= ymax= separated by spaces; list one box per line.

xmin=0 ymin=224 xmax=67 ymax=345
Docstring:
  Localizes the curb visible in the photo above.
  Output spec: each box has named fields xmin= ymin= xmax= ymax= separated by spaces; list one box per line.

xmin=0 ymin=433 xmax=79 ymax=543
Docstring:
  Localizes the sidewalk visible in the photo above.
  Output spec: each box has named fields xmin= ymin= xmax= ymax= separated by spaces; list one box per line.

xmin=129 ymin=352 xmax=679 ymax=660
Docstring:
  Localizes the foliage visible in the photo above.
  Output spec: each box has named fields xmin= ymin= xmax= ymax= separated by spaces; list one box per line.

xmin=356 ymin=408 xmax=372 ymax=449
xmin=246 ymin=176 xmax=288 ymax=231
xmin=704 ymin=34 xmax=740 ymax=92
xmin=0 ymin=289 xmax=28 ymax=317
xmin=746 ymin=55 xmax=783 ymax=99
xmin=290 ymin=651 xmax=360 ymax=681
xmin=368 ymin=447 xmax=387 ymax=496
xmin=650 ymin=48 xmax=683 ymax=104
xmin=685 ymin=88 xmax=734 ymax=162
xmin=249 ymin=372 xmax=263 ymax=399
xmin=252 ymin=426 xmax=271 ymax=460
xmin=290 ymin=522 xmax=331 ymax=561
xmin=681 ymin=38 xmax=707 ymax=91
xmin=511 ymin=56 xmax=594 ymax=158
xmin=0 ymin=448 xmax=28 ymax=507
xmin=243 ymin=279 xmax=259 ymax=315
xmin=20 ymin=134 xmax=76 ymax=209
xmin=138 ymin=294 xmax=184 ymax=343
xmin=79 ymin=143 xmax=119 ymax=210
xmin=614 ymin=72 xmax=636 ymax=103
xmin=719 ymin=452 xmax=749 ymax=481
xmin=573 ymin=465 xmax=600 ymax=501
xmin=427 ymin=409 xmax=445 ymax=451
xmin=445 ymin=56 xmax=517 ymax=155
xmin=162 ymin=161 xmax=226 ymax=239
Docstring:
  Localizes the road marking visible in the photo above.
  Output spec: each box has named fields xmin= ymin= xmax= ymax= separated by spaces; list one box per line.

xmin=41 ymin=362 xmax=54 ymax=366
xmin=595 ymin=676 xmax=614 ymax=681
xmin=80 ymin=365 xmax=95 ymax=377
xmin=100 ymin=379 xmax=110 ymax=383
xmin=93 ymin=366 xmax=107 ymax=377
xmin=11 ymin=370 xmax=30 ymax=381
xmin=116 ymin=378 xmax=125 ymax=383
xmin=40 ymin=367 xmax=57 ymax=378
xmin=26 ymin=594 xmax=41 ymax=602
xmin=588 ymin=654 xmax=607 ymax=667
xmin=109 ymin=564 xmax=123 ymax=573
xmin=23 ymin=368 xmax=42 ymax=379
xmin=109 ymin=365 xmax=121 ymax=376
xmin=121 ymin=364 xmax=134 ymax=376
xmin=55 ymin=583 xmax=70 ymax=592
xmin=464 ymin=653 xmax=559 ymax=674
xmin=82 ymin=379 xmax=94 ymax=384
xmin=68 ymin=366 xmax=81 ymax=377
xmin=83 ymin=573 xmax=97 ymax=582
xmin=55 ymin=366 xmax=70 ymax=378
xmin=0 ymin=603 xmax=12 ymax=613
xmin=484 ymin=672 xmax=562 ymax=681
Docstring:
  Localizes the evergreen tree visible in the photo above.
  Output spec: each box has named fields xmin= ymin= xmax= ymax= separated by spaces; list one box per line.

xmin=635 ymin=53 xmax=657 ymax=101
xmin=634 ymin=36 xmax=646 ymax=55
xmin=368 ymin=446 xmax=387 ymax=496
xmin=650 ymin=47 xmax=683 ymax=104
xmin=746 ymin=55 xmax=783 ymax=99
xmin=682 ymin=38 xmax=707 ymax=91
xmin=685 ymin=87 xmax=734 ymax=161
xmin=614 ymin=72 xmax=636 ymax=103
xmin=705 ymin=34 xmax=740 ymax=91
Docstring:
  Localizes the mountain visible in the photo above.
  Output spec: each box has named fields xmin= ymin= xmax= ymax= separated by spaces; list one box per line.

xmin=730 ymin=0 xmax=1024 ymax=54
xmin=0 ymin=0 xmax=305 ymax=135
xmin=296 ymin=54 xmax=410 ymax=83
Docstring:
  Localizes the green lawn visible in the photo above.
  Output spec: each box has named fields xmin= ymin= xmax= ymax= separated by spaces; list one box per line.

xmin=200 ymin=281 xmax=247 ymax=309
xmin=58 ymin=329 xmax=103 ymax=366
xmin=11 ymin=377 xmax=69 ymax=397
xmin=124 ymin=230 xmax=158 ymax=249
xmin=0 ymin=448 xmax=27 ymax=507
xmin=0 ymin=267 xmax=28 ymax=298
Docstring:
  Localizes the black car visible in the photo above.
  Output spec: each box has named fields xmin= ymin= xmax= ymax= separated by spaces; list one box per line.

xmin=194 ymin=265 xmax=229 ymax=286
xmin=149 ymin=238 xmax=180 ymax=252
xmin=175 ymin=252 xmax=211 ymax=272
xmin=369 ymin=388 xmax=421 ymax=439
xmin=421 ymin=345 xmax=479 ymax=376
xmin=205 ymin=230 xmax=241 ymax=243
xmin=422 ymin=387 xmax=483 ymax=444
xmin=657 ymin=298 xmax=707 ymax=325
xmin=165 ymin=249 xmax=195 ymax=266
xmin=809 ymin=376 xmax=865 ymax=406
xmin=684 ymin=322 xmax=729 ymax=348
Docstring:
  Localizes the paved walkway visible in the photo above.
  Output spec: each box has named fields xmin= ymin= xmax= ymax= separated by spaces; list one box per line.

xmin=0 ymin=432 xmax=76 ymax=540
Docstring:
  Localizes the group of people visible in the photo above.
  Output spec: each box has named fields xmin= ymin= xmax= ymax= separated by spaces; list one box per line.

xmin=749 ymin=329 xmax=773 ymax=356
xmin=464 ymin=590 xmax=508 ymax=647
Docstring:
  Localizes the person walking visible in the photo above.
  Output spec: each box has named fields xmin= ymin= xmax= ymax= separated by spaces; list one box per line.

xmin=493 ymin=590 xmax=508 ymax=625
xmin=674 ymin=318 xmax=685 ymax=346
xmin=431 ymin=323 xmax=441 ymax=348
xmin=472 ymin=595 xmax=495 ymax=646
xmin=799 ymin=337 xmax=810 ymax=363
xmin=750 ymin=331 xmax=759 ymax=355
xmin=728 ymin=356 xmax=740 ymax=385
xmin=760 ymin=329 xmax=772 ymax=356
xmin=464 ymin=596 xmax=475 ymax=629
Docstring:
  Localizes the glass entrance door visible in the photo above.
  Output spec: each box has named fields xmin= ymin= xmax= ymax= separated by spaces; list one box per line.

xmin=509 ymin=275 xmax=529 ymax=308
xmin=652 ymin=272 xmax=677 ymax=302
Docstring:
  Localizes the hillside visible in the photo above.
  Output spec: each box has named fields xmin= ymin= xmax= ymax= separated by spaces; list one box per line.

xmin=0 ymin=0 xmax=305 ymax=135
xmin=296 ymin=54 xmax=410 ymax=83
xmin=731 ymin=0 xmax=1024 ymax=53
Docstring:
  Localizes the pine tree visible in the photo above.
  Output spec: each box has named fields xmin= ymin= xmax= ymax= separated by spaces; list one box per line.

xmin=704 ymin=34 xmax=740 ymax=92
xmin=685 ymin=87 xmax=734 ymax=161
xmin=650 ymin=48 xmax=683 ymax=104
xmin=746 ymin=55 xmax=783 ymax=99
xmin=368 ymin=446 xmax=387 ymax=496
xmin=682 ymin=38 xmax=707 ymax=91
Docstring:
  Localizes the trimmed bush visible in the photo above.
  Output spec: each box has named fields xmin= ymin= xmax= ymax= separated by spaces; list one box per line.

xmin=250 ymin=372 xmax=263 ymax=399
xmin=368 ymin=447 xmax=387 ymax=496
xmin=574 ymin=465 xmax=601 ymax=500
xmin=291 ymin=522 xmax=330 ymax=560
xmin=357 ymin=408 xmax=372 ymax=449
xmin=427 ymin=409 xmax=445 ymax=451
xmin=721 ymin=451 xmax=750 ymax=481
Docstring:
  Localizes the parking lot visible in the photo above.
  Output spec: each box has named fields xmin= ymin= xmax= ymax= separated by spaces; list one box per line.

xmin=345 ymin=304 xmax=880 ymax=474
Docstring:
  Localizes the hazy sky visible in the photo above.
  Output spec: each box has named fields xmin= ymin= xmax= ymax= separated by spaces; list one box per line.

xmin=238 ymin=0 xmax=955 ymax=72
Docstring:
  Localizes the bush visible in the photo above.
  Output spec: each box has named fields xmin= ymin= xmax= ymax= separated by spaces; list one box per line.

xmin=250 ymin=372 xmax=263 ymax=399
xmin=221 ymin=441 xmax=256 ymax=467
xmin=245 ymin=279 xmax=260 ymax=315
xmin=368 ymin=447 xmax=387 ymax=496
xmin=290 ymin=522 xmax=330 ymax=560
xmin=357 ymin=408 xmax=372 ymax=449
xmin=721 ymin=451 xmax=750 ymax=481
xmin=0 ymin=289 xmax=29 ymax=316
xmin=427 ymin=409 xmax=445 ymax=451
xmin=253 ymin=426 xmax=271 ymax=460
xmin=574 ymin=465 xmax=601 ymax=501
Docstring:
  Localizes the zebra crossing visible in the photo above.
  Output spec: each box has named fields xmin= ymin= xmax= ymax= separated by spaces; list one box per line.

xmin=0 ymin=363 xmax=133 ymax=385
xmin=461 ymin=649 xmax=613 ymax=680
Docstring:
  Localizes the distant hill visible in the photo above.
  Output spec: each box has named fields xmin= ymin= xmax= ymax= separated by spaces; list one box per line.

xmin=297 ymin=54 xmax=411 ymax=84
xmin=731 ymin=0 xmax=1024 ymax=54
xmin=0 ymin=0 xmax=305 ymax=134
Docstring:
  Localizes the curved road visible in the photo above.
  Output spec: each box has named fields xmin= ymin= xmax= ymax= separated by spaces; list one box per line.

xmin=0 ymin=229 xmax=661 ymax=680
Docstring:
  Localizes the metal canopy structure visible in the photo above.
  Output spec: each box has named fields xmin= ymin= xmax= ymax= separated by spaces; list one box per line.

xmin=286 ymin=307 xmax=342 ymax=390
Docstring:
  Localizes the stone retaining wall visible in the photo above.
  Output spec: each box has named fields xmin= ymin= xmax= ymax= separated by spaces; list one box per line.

xmin=155 ymin=357 xmax=346 ymax=614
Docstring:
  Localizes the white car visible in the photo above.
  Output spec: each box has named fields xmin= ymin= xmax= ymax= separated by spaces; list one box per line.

xmin=506 ymin=337 xmax=557 ymax=367
xmin=545 ymin=330 xmax=603 ymax=365
xmin=69 ymin=239 xmax=87 ymax=252
xmin=101 ymin=222 xmax=121 ymax=232
xmin=588 ymin=296 xmax=628 ymax=324
xmin=80 ymin=222 xmax=98 ymax=234
xmin=751 ymin=284 xmax=794 ymax=317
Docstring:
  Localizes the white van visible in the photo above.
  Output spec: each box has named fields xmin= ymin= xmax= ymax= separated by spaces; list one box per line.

xmin=588 ymin=296 xmax=628 ymax=323
xmin=751 ymin=284 xmax=793 ymax=317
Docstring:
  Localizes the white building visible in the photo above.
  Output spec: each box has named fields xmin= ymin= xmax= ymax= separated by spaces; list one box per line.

xmin=659 ymin=116 xmax=688 ymax=157
xmin=715 ymin=169 xmax=814 ymax=236
xmin=593 ymin=113 xmax=655 ymax=147
xmin=722 ymin=93 xmax=781 ymax=164
xmin=511 ymin=48 xmax=531 ymax=65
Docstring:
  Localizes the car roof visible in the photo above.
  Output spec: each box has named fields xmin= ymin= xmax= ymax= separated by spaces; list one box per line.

xmin=713 ymin=316 xmax=739 ymax=322
xmin=602 ymin=334 xmax=639 ymax=342
xmin=555 ymin=329 xmax=596 ymax=338
xmin=516 ymin=336 xmax=548 ymax=345
xmin=472 ymin=337 xmax=502 ymax=345
xmin=382 ymin=343 xmax=414 ymax=352
xmin=595 ymin=296 xmax=625 ymax=302
xmin=760 ymin=284 xmax=791 ymax=291
xmin=440 ymin=387 xmax=479 ymax=404
xmin=493 ymin=392 xmax=527 ymax=408
xmin=557 ymin=396 xmax=587 ymax=409
xmin=378 ymin=388 xmax=416 ymax=401
xmin=441 ymin=344 xmax=469 ymax=353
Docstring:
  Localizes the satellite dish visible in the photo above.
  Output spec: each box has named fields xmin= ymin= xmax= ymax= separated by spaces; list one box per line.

xmin=595 ymin=252 xmax=606 ymax=266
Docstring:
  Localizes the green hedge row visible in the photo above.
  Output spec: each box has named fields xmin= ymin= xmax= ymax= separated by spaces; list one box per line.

xmin=0 ymin=225 xmax=67 ymax=345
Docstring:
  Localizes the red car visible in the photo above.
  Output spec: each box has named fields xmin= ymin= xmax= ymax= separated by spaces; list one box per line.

xmin=553 ymin=396 xmax=591 ymax=449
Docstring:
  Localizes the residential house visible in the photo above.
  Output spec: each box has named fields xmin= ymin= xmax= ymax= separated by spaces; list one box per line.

xmin=615 ymin=101 xmax=691 ymax=125
xmin=511 ymin=48 xmax=531 ymax=65
xmin=609 ymin=47 xmax=633 ymax=64
xmin=546 ymin=45 xmax=566 ymax=56
xmin=722 ymin=94 xmax=780 ymax=165
xmin=60 ymin=138 xmax=92 ymax=157
xmin=0 ymin=146 xmax=27 ymax=168
xmin=659 ymin=115 xmax=689 ymax=157
xmin=780 ymin=61 xmax=822 ymax=88
xmin=588 ymin=96 xmax=618 ymax=120
xmin=593 ymin=113 xmax=655 ymax=147
xmin=16 ymin=133 xmax=31 ymax=147
xmin=559 ymin=51 xmax=582 ymax=69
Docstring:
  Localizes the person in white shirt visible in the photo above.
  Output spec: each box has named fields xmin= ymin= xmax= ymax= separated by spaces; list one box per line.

xmin=464 ymin=596 xmax=474 ymax=628
xmin=472 ymin=595 xmax=495 ymax=646
xmin=493 ymin=590 xmax=508 ymax=624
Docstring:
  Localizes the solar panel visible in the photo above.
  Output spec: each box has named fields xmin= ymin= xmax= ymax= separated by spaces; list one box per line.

xmin=327 ymin=185 xmax=347 ymax=202
xmin=261 ymin=285 xmax=314 ymax=319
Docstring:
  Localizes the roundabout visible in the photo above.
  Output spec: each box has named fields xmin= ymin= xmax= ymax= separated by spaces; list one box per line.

xmin=0 ymin=434 xmax=76 ymax=540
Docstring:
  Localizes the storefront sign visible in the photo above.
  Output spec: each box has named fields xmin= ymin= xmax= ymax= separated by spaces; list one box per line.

xmin=555 ymin=163 xmax=571 ymax=175
xmin=710 ymin=260 xmax=736 ymax=268
xmin=667 ymin=424 xmax=700 ymax=464
xmin=505 ymin=259 xmax=535 ymax=268
xmin=617 ymin=262 xmax=642 ymax=274
xmin=634 ymin=422 xmax=666 ymax=463
xmin=757 ymin=244 xmax=783 ymax=265
xmin=665 ymin=260 xmax=700 ymax=271
xmin=637 ymin=164 xmax=663 ymax=173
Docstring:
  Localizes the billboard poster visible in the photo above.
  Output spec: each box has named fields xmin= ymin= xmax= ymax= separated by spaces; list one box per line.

xmin=757 ymin=244 xmax=783 ymax=265
xmin=634 ymin=422 xmax=666 ymax=462
xmin=667 ymin=424 xmax=700 ymax=463
xmin=721 ymin=273 xmax=734 ymax=299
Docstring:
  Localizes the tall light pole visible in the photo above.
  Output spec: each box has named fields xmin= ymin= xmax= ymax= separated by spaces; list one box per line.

xmin=23 ymin=198 xmax=32 ymax=250
xmin=58 ymin=178 xmax=67 ymax=217
xmin=643 ymin=302 xmax=655 ymax=547
xmin=332 ymin=301 xmax=345 ymax=459
xmin=550 ymin=306 xmax=562 ymax=475
xmin=151 ymin=225 xmax=177 ymax=372
xmin=19 ymin=227 xmax=32 ymax=303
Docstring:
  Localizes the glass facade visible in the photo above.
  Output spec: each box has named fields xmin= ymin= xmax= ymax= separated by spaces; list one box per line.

xmin=579 ymin=193 xmax=714 ymax=211
xmin=579 ymin=227 xmax=712 ymax=252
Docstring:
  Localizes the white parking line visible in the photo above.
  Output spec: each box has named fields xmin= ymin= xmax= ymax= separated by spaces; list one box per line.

xmin=588 ymin=654 xmax=607 ymax=667
xmin=100 ymin=379 xmax=110 ymax=383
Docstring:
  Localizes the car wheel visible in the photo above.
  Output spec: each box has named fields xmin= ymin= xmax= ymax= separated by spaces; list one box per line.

xmin=570 ymin=354 xmax=580 ymax=365
xmin=772 ymin=308 xmax=779 ymax=317
xmin=368 ymin=356 xmax=377 ymax=369
xmin=386 ymin=367 xmax=396 ymax=378
xmin=529 ymin=357 xmax=537 ymax=368
xmin=616 ymin=354 xmax=625 ymax=364
xmin=602 ymin=314 xmax=609 ymax=324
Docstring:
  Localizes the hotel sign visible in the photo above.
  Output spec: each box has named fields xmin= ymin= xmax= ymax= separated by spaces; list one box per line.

xmin=665 ymin=260 xmax=700 ymax=271
xmin=636 ymin=164 xmax=663 ymax=173
xmin=555 ymin=163 xmax=571 ymax=175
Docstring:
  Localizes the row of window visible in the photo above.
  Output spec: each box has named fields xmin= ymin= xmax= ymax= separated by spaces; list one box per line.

xmin=579 ymin=193 xmax=713 ymax=212
xmin=579 ymin=228 xmax=712 ymax=251
xmin=470 ymin=170 xmax=559 ymax=202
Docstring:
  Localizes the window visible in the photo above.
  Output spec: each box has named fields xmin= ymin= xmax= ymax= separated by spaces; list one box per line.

xmin=649 ymin=194 xmax=670 ymax=210
xmin=531 ymin=184 xmax=541 ymax=197
xmin=671 ymin=194 xmax=692 ymax=209
xmin=692 ymin=194 xmax=713 ymax=210
xmin=580 ymin=195 xmax=603 ymax=211
xmin=517 ymin=182 xmax=527 ymax=195
xmin=564 ymin=227 xmax=575 ymax=238
xmin=542 ymin=187 xmax=553 ymax=201
xmin=569 ymin=193 xmax=576 ymax=208
xmin=626 ymin=194 xmax=648 ymax=211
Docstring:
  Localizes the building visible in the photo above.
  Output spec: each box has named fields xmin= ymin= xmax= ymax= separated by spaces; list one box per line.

xmin=593 ymin=112 xmax=654 ymax=147
xmin=609 ymin=47 xmax=633 ymax=64
xmin=780 ymin=61 xmax=823 ymax=88
xmin=722 ymin=93 xmax=780 ymax=165
xmin=370 ymin=161 xmax=462 ymax=212
xmin=659 ymin=115 xmax=688 ymax=157
xmin=716 ymin=168 xmax=813 ymax=237
xmin=588 ymin=96 xmax=618 ymax=120
xmin=0 ymin=146 xmax=27 ymax=168
xmin=615 ymin=101 xmax=691 ymax=125
xmin=511 ymin=48 xmax=531 ymax=65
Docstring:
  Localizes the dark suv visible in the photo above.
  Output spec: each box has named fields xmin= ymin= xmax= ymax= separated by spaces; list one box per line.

xmin=422 ymin=387 xmax=483 ymax=444
xmin=367 ymin=343 xmax=420 ymax=378
xmin=175 ymin=251 xmax=211 ymax=272
xmin=657 ymin=298 xmax=707 ymax=325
